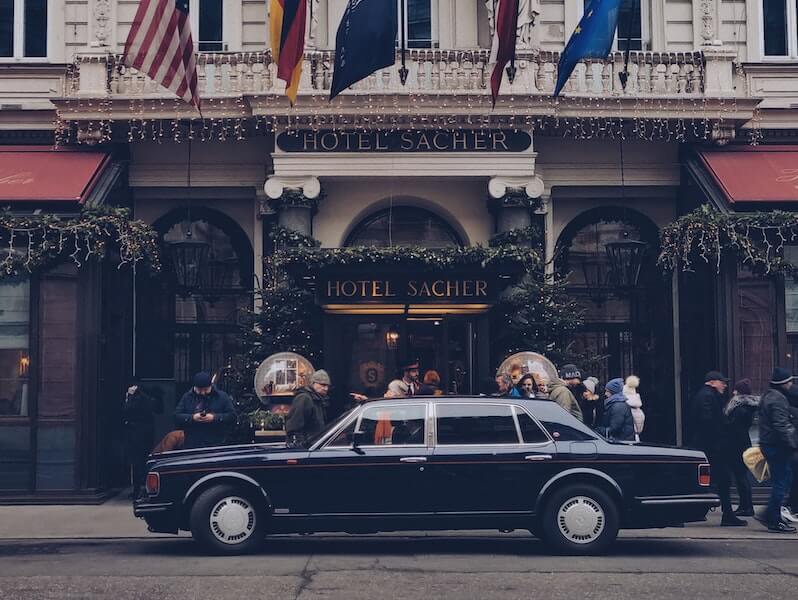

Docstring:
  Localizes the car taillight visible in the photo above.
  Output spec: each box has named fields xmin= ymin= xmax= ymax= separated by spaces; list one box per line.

xmin=145 ymin=472 xmax=160 ymax=496
xmin=698 ymin=463 xmax=711 ymax=487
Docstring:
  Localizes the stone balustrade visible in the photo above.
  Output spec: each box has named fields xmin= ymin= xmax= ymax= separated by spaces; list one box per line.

xmin=67 ymin=48 xmax=741 ymax=103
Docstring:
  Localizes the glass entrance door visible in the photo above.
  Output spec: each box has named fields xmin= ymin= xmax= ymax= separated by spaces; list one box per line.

xmin=336 ymin=315 xmax=477 ymax=399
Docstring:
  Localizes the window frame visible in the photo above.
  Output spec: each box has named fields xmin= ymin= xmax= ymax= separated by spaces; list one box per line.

xmin=432 ymin=402 xmax=552 ymax=447
xmin=0 ymin=274 xmax=33 ymax=421
xmin=760 ymin=0 xmax=798 ymax=59
xmin=190 ymin=0 xmax=238 ymax=52
xmin=321 ymin=402 xmax=430 ymax=450
xmin=396 ymin=0 xmax=438 ymax=49
xmin=0 ymin=0 xmax=48 ymax=61
xmin=581 ymin=0 xmax=650 ymax=52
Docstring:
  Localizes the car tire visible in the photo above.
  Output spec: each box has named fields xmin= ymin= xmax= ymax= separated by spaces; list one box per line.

xmin=540 ymin=483 xmax=619 ymax=555
xmin=189 ymin=484 xmax=266 ymax=555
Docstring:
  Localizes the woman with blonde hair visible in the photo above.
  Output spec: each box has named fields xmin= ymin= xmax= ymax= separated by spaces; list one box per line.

xmin=623 ymin=375 xmax=646 ymax=441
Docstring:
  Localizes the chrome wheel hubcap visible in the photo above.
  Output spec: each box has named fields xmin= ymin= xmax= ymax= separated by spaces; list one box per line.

xmin=557 ymin=495 xmax=605 ymax=544
xmin=209 ymin=496 xmax=256 ymax=545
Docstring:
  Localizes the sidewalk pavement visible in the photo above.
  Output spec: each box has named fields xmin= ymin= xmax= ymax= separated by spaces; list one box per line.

xmin=0 ymin=492 xmax=795 ymax=541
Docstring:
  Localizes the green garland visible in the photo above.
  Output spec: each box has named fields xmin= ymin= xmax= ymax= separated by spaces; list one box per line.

xmin=488 ymin=225 xmax=543 ymax=248
xmin=658 ymin=205 xmax=798 ymax=274
xmin=274 ymin=244 xmax=541 ymax=274
xmin=0 ymin=207 xmax=161 ymax=278
xmin=269 ymin=225 xmax=321 ymax=249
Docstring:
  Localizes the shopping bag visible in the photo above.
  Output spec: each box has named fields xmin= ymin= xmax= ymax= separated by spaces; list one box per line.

xmin=742 ymin=446 xmax=770 ymax=483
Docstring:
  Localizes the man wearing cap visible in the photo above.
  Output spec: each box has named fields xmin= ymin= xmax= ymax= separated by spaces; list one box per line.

xmin=547 ymin=365 xmax=584 ymax=422
xmin=174 ymin=372 xmax=237 ymax=449
xmin=758 ymin=367 xmax=798 ymax=533
xmin=386 ymin=359 xmax=421 ymax=397
xmin=690 ymin=370 xmax=745 ymax=526
xmin=285 ymin=370 xmax=331 ymax=448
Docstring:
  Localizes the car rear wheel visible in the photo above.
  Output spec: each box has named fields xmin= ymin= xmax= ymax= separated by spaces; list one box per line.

xmin=189 ymin=484 xmax=265 ymax=555
xmin=540 ymin=483 xmax=619 ymax=555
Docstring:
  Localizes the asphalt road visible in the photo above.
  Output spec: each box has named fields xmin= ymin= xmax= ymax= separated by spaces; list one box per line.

xmin=0 ymin=533 xmax=796 ymax=600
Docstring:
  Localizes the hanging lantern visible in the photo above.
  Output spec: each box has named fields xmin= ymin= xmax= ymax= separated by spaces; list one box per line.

xmin=386 ymin=325 xmax=400 ymax=350
xmin=169 ymin=235 xmax=209 ymax=295
xmin=605 ymin=240 xmax=648 ymax=288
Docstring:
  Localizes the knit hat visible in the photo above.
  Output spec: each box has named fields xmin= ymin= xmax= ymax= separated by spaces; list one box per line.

xmin=192 ymin=372 xmax=212 ymax=388
xmin=605 ymin=378 xmax=624 ymax=395
xmin=310 ymin=370 xmax=331 ymax=385
xmin=559 ymin=364 xmax=582 ymax=380
xmin=733 ymin=378 xmax=752 ymax=396
xmin=583 ymin=379 xmax=597 ymax=394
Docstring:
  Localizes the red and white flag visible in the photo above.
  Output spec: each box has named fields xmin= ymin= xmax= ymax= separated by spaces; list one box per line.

xmin=122 ymin=0 xmax=201 ymax=110
xmin=489 ymin=0 xmax=519 ymax=107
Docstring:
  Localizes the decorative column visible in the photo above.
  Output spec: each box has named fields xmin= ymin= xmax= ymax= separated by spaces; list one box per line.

xmin=262 ymin=175 xmax=322 ymax=235
xmin=487 ymin=176 xmax=545 ymax=237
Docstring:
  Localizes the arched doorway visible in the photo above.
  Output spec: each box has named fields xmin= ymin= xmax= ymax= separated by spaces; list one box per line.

xmin=327 ymin=205 xmax=481 ymax=399
xmin=135 ymin=207 xmax=253 ymax=404
xmin=556 ymin=206 xmax=675 ymax=443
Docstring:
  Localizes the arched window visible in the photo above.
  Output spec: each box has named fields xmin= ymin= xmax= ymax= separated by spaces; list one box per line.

xmin=345 ymin=206 xmax=462 ymax=248
xmin=136 ymin=207 xmax=253 ymax=392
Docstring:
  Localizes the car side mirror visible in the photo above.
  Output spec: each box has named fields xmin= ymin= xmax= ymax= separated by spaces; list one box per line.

xmin=350 ymin=430 xmax=367 ymax=455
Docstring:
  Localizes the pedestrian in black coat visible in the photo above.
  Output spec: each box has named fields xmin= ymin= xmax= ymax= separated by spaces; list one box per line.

xmin=122 ymin=384 xmax=161 ymax=499
xmin=690 ymin=370 xmax=746 ymax=527
xmin=722 ymin=378 xmax=759 ymax=516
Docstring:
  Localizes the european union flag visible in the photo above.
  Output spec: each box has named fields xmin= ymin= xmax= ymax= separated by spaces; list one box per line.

xmin=554 ymin=0 xmax=621 ymax=97
xmin=330 ymin=0 xmax=398 ymax=100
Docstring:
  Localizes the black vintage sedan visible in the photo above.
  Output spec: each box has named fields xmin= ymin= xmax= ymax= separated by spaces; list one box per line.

xmin=135 ymin=397 xmax=718 ymax=555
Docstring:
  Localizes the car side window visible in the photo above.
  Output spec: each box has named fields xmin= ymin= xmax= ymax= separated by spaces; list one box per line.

xmin=327 ymin=416 xmax=358 ymax=447
xmin=357 ymin=405 xmax=427 ymax=446
xmin=436 ymin=404 xmax=520 ymax=445
xmin=540 ymin=420 xmax=596 ymax=441
xmin=514 ymin=408 xmax=550 ymax=444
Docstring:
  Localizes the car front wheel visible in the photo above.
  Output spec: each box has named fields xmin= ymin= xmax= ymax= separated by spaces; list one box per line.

xmin=540 ymin=483 xmax=619 ymax=555
xmin=189 ymin=484 xmax=266 ymax=555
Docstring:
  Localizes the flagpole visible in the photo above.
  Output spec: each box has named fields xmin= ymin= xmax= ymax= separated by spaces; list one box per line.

xmin=506 ymin=0 xmax=518 ymax=84
xmin=399 ymin=0 xmax=409 ymax=85
xmin=619 ymin=0 xmax=639 ymax=91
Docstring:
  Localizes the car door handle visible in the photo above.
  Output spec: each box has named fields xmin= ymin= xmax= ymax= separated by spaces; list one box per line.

xmin=525 ymin=454 xmax=553 ymax=461
xmin=400 ymin=457 xmax=427 ymax=463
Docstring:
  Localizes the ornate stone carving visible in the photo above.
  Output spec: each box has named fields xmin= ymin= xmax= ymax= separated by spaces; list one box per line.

xmin=488 ymin=176 xmax=544 ymax=201
xmin=92 ymin=0 xmax=112 ymax=47
xmin=710 ymin=122 xmax=736 ymax=146
xmin=700 ymin=0 xmax=716 ymax=44
xmin=264 ymin=175 xmax=322 ymax=201
xmin=485 ymin=0 xmax=541 ymax=50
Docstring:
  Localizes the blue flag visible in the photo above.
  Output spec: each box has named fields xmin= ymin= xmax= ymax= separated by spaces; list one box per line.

xmin=554 ymin=0 xmax=621 ymax=97
xmin=330 ymin=0 xmax=398 ymax=100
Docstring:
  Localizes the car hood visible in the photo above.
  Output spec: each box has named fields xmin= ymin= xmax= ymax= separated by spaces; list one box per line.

xmin=147 ymin=442 xmax=295 ymax=469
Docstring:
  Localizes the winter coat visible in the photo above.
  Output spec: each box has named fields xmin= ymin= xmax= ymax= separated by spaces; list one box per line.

xmin=577 ymin=392 xmax=603 ymax=428
xmin=598 ymin=392 xmax=636 ymax=441
xmin=285 ymin=386 xmax=327 ymax=438
xmin=624 ymin=392 xmax=646 ymax=440
xmin=723 ymin=394 xmax=759 ymax=454
xmin=689 ymin=384 xmax=725 ymax=455
xmin=174 ymin=387 xmax=236 ymax=449
xmin=758 ymin=387 xmax=798 ymax=450
xmin=122 ymin=389 xmax=160 ymax=452
xmin=548 ymin=380 xmax=584 ymax=422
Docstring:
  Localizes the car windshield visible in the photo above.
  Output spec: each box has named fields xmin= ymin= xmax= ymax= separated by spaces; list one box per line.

xmin=304 ymin=407 xmax=359 ymax=448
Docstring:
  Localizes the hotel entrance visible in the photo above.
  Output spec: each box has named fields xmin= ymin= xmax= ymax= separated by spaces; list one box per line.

xmin=324 ymin=312 xmax=487 ymax=400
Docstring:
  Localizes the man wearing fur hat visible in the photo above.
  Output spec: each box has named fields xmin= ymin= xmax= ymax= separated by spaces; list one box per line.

xmin=286 ymin=370 xmax=331 ymax=448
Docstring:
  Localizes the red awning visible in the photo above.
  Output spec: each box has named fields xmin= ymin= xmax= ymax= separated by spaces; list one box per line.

xmin=697 ymin=146 xmax=798 ymax=204
xmin=0 ymin=146 xmax=111 ymax=203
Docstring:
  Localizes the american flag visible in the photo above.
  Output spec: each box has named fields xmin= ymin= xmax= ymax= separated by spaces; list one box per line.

xmin=122 ymin=0 xmax=200 ymax=110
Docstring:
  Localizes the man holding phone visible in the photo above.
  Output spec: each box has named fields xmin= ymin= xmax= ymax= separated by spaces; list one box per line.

xmin=175 ymin=372 xmax=236 ymax=449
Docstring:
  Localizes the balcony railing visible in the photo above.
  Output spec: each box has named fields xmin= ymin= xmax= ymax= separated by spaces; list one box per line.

xmin=67 ymin=48 xmax=741 ymax=103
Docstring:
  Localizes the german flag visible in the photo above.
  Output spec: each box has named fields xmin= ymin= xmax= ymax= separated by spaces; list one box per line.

xmin=270 ymin=0 xmax=307 ymax=105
